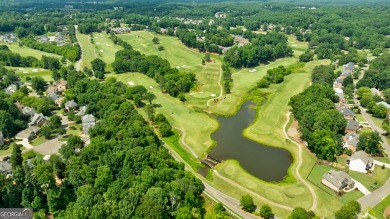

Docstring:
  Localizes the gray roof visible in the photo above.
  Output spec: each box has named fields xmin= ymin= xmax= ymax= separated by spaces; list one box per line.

xmin=15 ymin=126 xmax=40 ymax=140
xmin=82 ymin=114 xmax=95 ymax=124
xmin=341 ymin=70 xmax=351 ymax=77
xmin=346 ymin=119 xmax=359 ymax=131
xmin=339 ymin=108 xmax=354 ymax=117
xmin=65 ymin=99 xmax=78 ymax=109
xmin=350 ymin=151 xmax=373 ymax=164
xmin=4 ymin=84 xmax=17 ymax=94
xmin=0 ymin=161 xmax=12 ymax=174
xmin=83 ymin=123 xmax=95 ymax=134
xmin=47 ymin=92 xmax=59 ymax=101
xmin=322 ymin=170 xmax=354 ymax=190
xmin=345 ymin=132 xmax=359 ymax=146
xmin=29 ymin=113 xmax=47 ymax=125
xmin=336 ymin=77 xmax=344 ymax=84
xmin=336 ymin=93 xmax=344 ymax=99
xmin=345 ymin=62 xmax=355 ymax=71
xmin=22 ymin=106 xmax=36 ymax=116
xmin=76 ymin=106 xmax=87 ymax=116
xmin=377 ymin=101 xmax=390 ymax=109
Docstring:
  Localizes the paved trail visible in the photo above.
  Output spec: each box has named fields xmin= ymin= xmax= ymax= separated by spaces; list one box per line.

xmin=74 ymin=25 xmax=83 ymax=71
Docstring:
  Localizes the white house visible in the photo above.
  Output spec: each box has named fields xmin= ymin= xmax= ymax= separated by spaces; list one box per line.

xmin=349 ymin=151 xmax=374 ymax=173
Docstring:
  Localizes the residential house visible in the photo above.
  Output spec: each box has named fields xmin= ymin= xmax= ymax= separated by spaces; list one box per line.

xmin=0 ymin=131 xmax=4 ymax=146
xmin=348 ymin=151 xmax=374 ymax=173
xmin=338 ymin=108 xmax=355 ymax=119
xmin=28 ymin=113 xmax=48 ymax=127
xmin=4 ymin=84 xmax=17 ymax=95
xmin=336 ymin=103 xmax=349 ymax=110
xmin=371 ymin=88 xmax=381 ymax=96
xmin=22 ymin=106 xmax=36 ymax=116
xmin=333 ymin=82 xmax=343 ymax=89
xmin=343 ymin=62 xmax=355 ymax=74
xmin=336 ymin=93 xmax=345 ymax=103
xmin=47 ymin=93 xmax=59 ymax=102
xmin=377 ymin=101 xmax=390 ymax=114
xmin=55 ymin=97 xmax=63 ymax=107
xmin=336 ymin=77 xmax=344 ymax=84
xmin=343 ymin=132 xmax=359 ymax=152
xmin=82 ymin=114 xmax=96 ymax=134
xmin=0 ymin=33 xmax=17 ymax=43
xmin=56 ymin=81 xmax=68 ymax=93
xmin=345 ymin=119 xmax=360 ymax=133
xmin=322 ymin=170 xmax=355 ymax=192
xmin=15 ymin=126 xmax=40 ymax=141
xmin=46 ymin=85 xmax=57 ymax=94
xmin=76 ymin=106 xmax=87 ymax=116
xmin=0 ymin=160 xmax=12 ymax=174
xmin=340 ymin=70 xmax=351 ymax=79
xmin=65 ymin=99 xmax=78 ymax=112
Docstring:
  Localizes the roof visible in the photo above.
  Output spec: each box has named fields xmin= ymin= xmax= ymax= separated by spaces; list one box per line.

xmin=334 ymin=88 xmax=343 ymax=94
xmin=345 ymin=132 xmax=359 ymax=146
xmin=339 ymin=108 xmax=354 ymax=117
xmin=47 ymin=92 xmax=59 ymax=101
xmin=346 ymin=119 xmax=359 ymax=131
xmin=82 ymin=114 xmax=95 ymax=124
xmin=322 ymin=170 xmax=354 ymax=189
xmin=65 ymin=99 xmax=78 ymax=109
xmin=350 ymin=151 xmax=373 ymax=164
xmin=336 ymin=103 xmax=349 ymax=110
xmin=83 ymin=123 xmax=95 ymax=134
xmin=0 ymin=161 xmax=12 ymax=173
xmin=377 ymin=101 xmax=390 ymax=109
xmin=336 ymin=77 xmax=344 ymax=84
xmin=341 ymin=70 xmax=351 ymax=77
xmin=5 ymin=84 xmax=17 ymax=94
xmin=336 ymin=93 xmax=344 ymax=99
xmin=29 ymin=113 xmax=47 ymax=124
xmin=22 ymin=106 xmax=36 ymax=115
xmin=76 ymin=106 xmax=87 ymax=116
xmin=15 ymin=126 xmax=40 ymax=140
xmin=345 ymin=62 xmax=355 ymax=71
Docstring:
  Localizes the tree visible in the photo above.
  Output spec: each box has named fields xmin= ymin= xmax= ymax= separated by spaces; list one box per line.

xmin=143 ymin=92 xmax=156 ymax=104
xmin=224 ymin=81 xmax=231 ymax=93
xmin=384 ymin=88 xmax=390 ymax=103
xmin=59 ymin=135 xmax=83 ymax=159
xmin=342 ymin=75 xmax=353 ymax=87
xmin=31 ymin=77 xmax=47 ymax=92
xmin=357 ymin=131 xmax=382 ymax=155
xmin=204 ymin=53 xmax=211 ymax=62
xmin=91 ymin=58 xmax=106 ymax=77
xmin=289 ymin=207 xmax=311 ymax=219
xmin=240 ymin=194 xmax=255 ymax=212
xmin=159 ymin=122 xmax=172 ymax=137
xmin=11 ymin=143 xmax=23 ymax=168
xmin=178 ymin=93 xmax=186 ymax=102
xmin=40 ymin=126 xmax=51 ymax=139
xmin=94 ymin=165 xmax=113 ymax=193
xmin=152 ymin=37 xmax=160 ymax=44
xmin=299 ymin=50 xmax=314 ymax=62
xmin=334 ymin=201 xmax=361 ymax=219
xmin=260 ymin=204 xmax=273 ymax=219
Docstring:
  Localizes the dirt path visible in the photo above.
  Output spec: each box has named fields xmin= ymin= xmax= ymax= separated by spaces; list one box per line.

xmin=206 ymin=67 xmax=225 ymax=107
xmin=282 ymin=111 xmax=318 ymax=211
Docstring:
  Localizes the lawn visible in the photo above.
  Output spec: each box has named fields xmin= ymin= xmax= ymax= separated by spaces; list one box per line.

xmin=306 ymin=163 xmax=364 ymax=204
xmin=6 ymin=67 xmax=53 ymax=82
xmin=348 ymin=166 xmax=390 ymax=191
xmin=376 ymin=157 xmax=390 ymax=164
xmin=106 ymin=72 xmax=218 ymax=157
xmin=91 ymin=32 xmax=122 ymax=71
xmin=77 ymin=32 xmax=97 ymax=69
xmin=67 ymin=123 xmax=81 ymax=136
xmin=370 ymin=194 xmax=390 ymax=219
xmin=0 ymin=144 xmax=26 ymax=156
xmin=30 ymin=136 xmax=47 ymax=146
xmin=0 ymin=42 xmax=61 ymax=59
xmin=355 ymin=113 xmax=367 ymax=123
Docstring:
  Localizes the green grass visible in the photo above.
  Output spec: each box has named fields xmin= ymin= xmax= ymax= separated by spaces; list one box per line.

xmin=107 ymin=72 xmax=218 ymax=157
xmin=349 ymin=166 xmax=390 ymax=191
xmin=77 ymin=32 xmax=97 ymax=69
xmin=355 ymin=114 xmax=367 ymax=123
xmin=6 ymin=67 xmax=53 ymax=82
xmin=161 ymin=131 xmax=203 ymax=170
xmin=375 ymin=157 xmax=390 ymax=164
xmin=369 ymin=114 xmax=385 ymax=129
xmin=67 ymin=123 xmax=81 ymax=136
xmin=287 ymin=35 xmax=309 ymax=57
xmin=370 ymin=194 xmax=390 ymax=219
xmin=91 ymin=32 xmax=122 ymax=71
xmin=30 ymin=136 xmax=47 ymax=146
xmin=307 ymin=163 xmax=364 ymax=203
xmin=0 ymin=144 xmax=26 ymax=156
xmin=0 ymin=42 xmax=61 ymax=59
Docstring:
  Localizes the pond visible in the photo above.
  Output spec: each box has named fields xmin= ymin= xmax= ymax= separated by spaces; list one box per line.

xmin=207 ymin=101 xmax=292 ymax=182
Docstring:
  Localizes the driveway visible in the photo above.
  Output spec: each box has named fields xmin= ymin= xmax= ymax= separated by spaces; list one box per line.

xmin=352 ymin=178 xmax=371 ymax=195
xmin=33 ymin=137 xmax=64 ymax=155
xmin=373 ymin=160 xmax=390 ymax=168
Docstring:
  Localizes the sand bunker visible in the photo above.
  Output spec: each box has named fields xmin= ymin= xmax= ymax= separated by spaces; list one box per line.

xmin=176 ymin=66 xmax=181 ymax=69
xmin=149 ymin=86 xmax=154 ymax=89
xmin=100 ymin=50 xmax=104 ymax=52
xmin=32 ymin=69 xmax=39 ymax=72
xmin=96 ymin=42 xmax=100 ymax=45
xmin=249 ymin=69 xmax=257 ymax=72
xmin=211 ymin=94 xmax=216 ymax=97
xmin=128 ymin=81 xmax=135 ymax=86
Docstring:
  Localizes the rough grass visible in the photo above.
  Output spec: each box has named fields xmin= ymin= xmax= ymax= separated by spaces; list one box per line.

xmin=30 ymin=136 xmax=47 ymax=146
xmin=375 ymin=157 xmax=390 ymax=164
xmin=0 ymin=43 xmax=61 ymax=59
xmin=6 ymin=67 xmax=53 ymax=82
xmin=0 ymin=145 xmax=26 ymax=156
xmin=349 ymin=166 xmax=390 ymax=191
xmin=370 ymin=194 xmax=390 ymax=219
xmin=287 ymin=35 xmax=308 ymax=57
xmin=106 ymin=72 xmax=218 ymax=157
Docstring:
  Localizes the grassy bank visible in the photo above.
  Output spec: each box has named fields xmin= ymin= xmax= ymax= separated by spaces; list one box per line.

xmin=0 ymin=42 xmax=61 ymax=59
xmin=370 ymin=194 xmax=390 ymax=219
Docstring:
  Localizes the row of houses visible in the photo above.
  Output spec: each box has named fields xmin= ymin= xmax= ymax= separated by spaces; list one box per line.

xmin=36 ymin=32 xmax=68 ymax=46
xmin=0 ymin=33 xmax=17 ymax=43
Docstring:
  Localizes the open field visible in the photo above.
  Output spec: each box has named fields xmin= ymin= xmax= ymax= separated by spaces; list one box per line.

xmin=0 ymin=42 xmax=61 ymax=59
xmin=106 ymin=72 xmax=218 ymax=157
xmin=91 ymin=32 xmax=122 ymax=71
xmin=6 ymin=67 xmax=53 ymax=82
xmin=348 ymin=166 xmax=390 ymax=191
xmin=355 ymin=113 xmax=367 ymax=123
xmin=370 ymin=194 xmax=390 ymax=219
xmin=77 ymin=32 xmax=97 ymax=69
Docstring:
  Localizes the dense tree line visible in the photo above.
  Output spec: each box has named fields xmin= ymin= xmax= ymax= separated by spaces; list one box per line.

xmin=0 ymin=91 xmax=28 ymax=138
xmin=258 ymin=65 xmax=291 ymax=88
xmin=357 ymin=54 xmax=390 ymax=90
xmin=224 ymin=31 xmax=293 ymax=68
xmin=356 ymin=87 xmax=388 ymax=118
xmin=289 ymin=83 xmax=345 ymax=161
xmin=0 ymin=74 xmax=205 ymax=218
